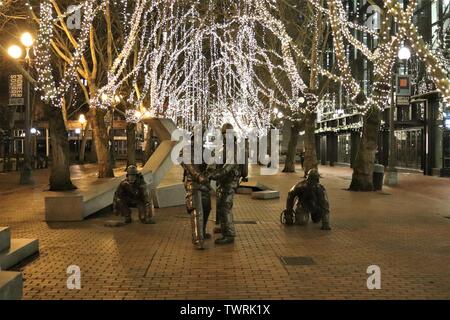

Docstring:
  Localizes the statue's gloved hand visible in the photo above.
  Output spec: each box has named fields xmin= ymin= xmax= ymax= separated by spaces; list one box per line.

xmin=197 ymin=173 xmax=209 ymax=185
xmin=206 ymin=169 xmax=218 ymax=181
xmin=198 ymin=184 xmax=211 ymax=193
xmin=205 ymin=166 xmax=216 ymax=180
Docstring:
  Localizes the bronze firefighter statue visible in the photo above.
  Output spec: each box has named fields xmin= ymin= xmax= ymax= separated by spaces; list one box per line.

xmin=280 ymin=169 xmax=331 ymax=230
xmin=208 ymin=123 xmax=247 ymax=245
xmin=113 ymin=165 xmax=155 ymax=224
xmin=182 ymin=160 xmax=212 ymax=250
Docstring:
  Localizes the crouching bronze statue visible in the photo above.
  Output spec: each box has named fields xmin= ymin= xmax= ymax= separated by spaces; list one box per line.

xmin=113 ymin=165 xmax=155 ymax=224
xmin=281 ymin=169 xmax=331 ymax=230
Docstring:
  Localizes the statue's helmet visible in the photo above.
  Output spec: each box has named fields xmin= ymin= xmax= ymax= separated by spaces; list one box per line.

xmin=126 ymin=165 xmax=139 ymax=176
xmin=221 ymin=123 xmax=234 ymax=135
xmin=306 ymin=169 xmax=320 ymax=184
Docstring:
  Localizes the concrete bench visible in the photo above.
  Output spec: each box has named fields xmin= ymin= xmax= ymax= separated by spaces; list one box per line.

xmin=0 ymin=226 xmax=39 ymax=272
xmin=152 ymin=183 xmax=186 ymax=208
xmin=45 ymin=176 xmax=126 ymax=221
xmin=45 ymin=118 xmax=181 ymax=222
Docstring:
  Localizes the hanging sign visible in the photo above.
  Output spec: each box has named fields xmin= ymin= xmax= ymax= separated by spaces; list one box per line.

xmin=8 ymin=74 xmax=24 ymax=106
xmin=396 ymin=96 xmax=410 ymax=106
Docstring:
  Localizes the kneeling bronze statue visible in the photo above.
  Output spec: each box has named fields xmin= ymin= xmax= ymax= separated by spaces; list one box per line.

xmin=281 ymin=169 xmax=331 ymax=230
xmin=113 ymin=165 xmax=155 ymax=224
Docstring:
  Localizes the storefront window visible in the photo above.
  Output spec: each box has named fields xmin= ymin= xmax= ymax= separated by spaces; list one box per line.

xmin=444 ymin=131 xmax=450 ymax=168
xmin=114 ymin=140 xmax=127 ymax=156
xmin=398 ymin=106 xmax=411 ymax=121
xmin=394 ymin=129 xmax=423 ymax=169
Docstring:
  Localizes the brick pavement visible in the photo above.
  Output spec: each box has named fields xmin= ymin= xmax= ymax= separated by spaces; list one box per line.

xmin=1 ymin=163 xmax=450 ymax=299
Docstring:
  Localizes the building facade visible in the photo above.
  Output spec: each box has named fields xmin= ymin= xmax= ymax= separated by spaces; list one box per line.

xmin=316 ymin=0 xmax=450 ymax=177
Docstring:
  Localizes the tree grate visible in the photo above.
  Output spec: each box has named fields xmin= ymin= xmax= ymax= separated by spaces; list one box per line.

xmin=280 ymin=256 xmax=315 ymax=266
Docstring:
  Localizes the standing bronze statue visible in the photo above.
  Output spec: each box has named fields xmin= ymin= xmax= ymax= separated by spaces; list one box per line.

xmin=281 ymin=169 xmax=331 ymax=230
xmin=113 ymin=165 xmax=155 ymax=224
xmin=208 ymin=123 xmax=244 ymax=245
xmin=182 ymin=159 xmax=212 ymax=250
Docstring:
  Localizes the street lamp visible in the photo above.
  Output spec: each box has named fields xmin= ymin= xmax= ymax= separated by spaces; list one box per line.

xmin=8 ymin=32 xmax=34 ymax=185
xmin=398 ymin=46 xmax=411 ymax=61
xmin=385 ymin=46 xmax=411 ymax=186
xmin=78 ymin=114 xmax=87 ymax=163
xmin=7 ymin=45 xmax=22 ymax=59
xmin=79 ymin=114 xmax=87 ymax=127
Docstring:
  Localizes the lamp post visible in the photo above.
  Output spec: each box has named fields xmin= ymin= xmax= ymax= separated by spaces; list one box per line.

xmin=78 ymin=114 xmax=87 ymax=163
xmin=385 ymin=46 xmax=411 ymax=186
xmin=8 ymin=32 xmax=34 ymax=185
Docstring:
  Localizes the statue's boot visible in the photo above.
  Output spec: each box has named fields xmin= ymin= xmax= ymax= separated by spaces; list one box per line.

xmin=215 ymin=236 xmax=234 ymax=245
xmin=204 ymin=232 xmax=212 ymax=239
xmin=321 ymin=211 xmax=331 ymax=230
xmin=215 ymin=207 xmax=235 ymax=245
xmin=142 ymin=218 xmax=156 ymax=224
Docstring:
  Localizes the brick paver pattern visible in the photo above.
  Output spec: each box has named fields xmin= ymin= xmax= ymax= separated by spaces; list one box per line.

xmin=1 ymin=163 xmax=450 ymax=299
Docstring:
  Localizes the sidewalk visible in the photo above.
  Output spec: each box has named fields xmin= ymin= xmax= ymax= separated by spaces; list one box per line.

xmin=0 ymin=163 xmax=449 ymax=299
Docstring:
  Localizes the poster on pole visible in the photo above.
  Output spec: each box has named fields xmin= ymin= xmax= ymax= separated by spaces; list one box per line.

xmin=396 ymin=75 xmax=411 ymax=96
xmin=9 ymin=74 xmax=25 ymax=106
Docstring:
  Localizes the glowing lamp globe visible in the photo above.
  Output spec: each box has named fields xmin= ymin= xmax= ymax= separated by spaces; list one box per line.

xmin=8 ymin=45 xmax=22 ymax=59
xmin=20 ymin=32 xmax=34 ymax=47
xmin=398 ymin=47 xmax=411 ymax=60
xmin=78 ymin=114 xmax=86 ymax=125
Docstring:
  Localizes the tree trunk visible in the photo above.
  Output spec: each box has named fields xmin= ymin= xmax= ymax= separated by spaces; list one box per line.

xmin=303 ymin=111 xmax=318 ymax=176
xmin=0 ymin=107 xmax=16 ymax=172
xmin=108 ymin=110 xmax=116 ymax=168
xmin=89 ymin=108 xmax=114 ymax=178
xmin=45 ymin=105 xmax=76 ymax=191
xmin=126 ymin=122 xmax=136 ymax=168
xmin=283 ymin=121 xmax=301 ymax=172
xmin=349 ymin=106 xmax=381 ymax=191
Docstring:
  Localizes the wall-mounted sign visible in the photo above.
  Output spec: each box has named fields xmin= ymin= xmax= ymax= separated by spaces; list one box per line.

xmin=9 ymin=74 xmax=24 ymax=106
xmin=396 ymin=75 xmax=411 ymax=96
xmin=396 ymin=95 xmax=410 ymax=106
